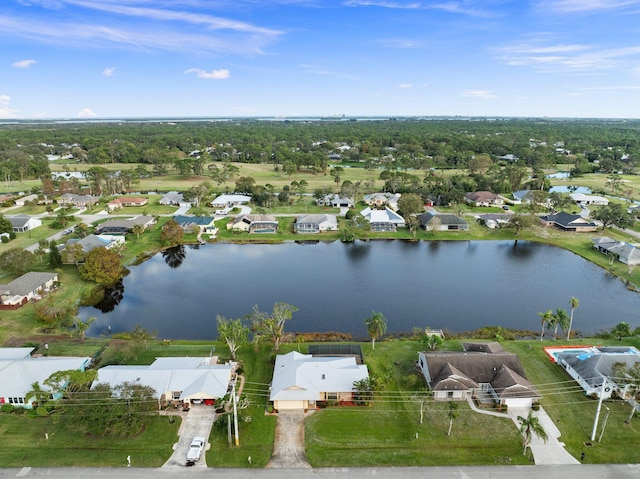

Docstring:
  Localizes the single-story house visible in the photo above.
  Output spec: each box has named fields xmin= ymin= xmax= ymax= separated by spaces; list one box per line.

xmin=477 ymin=213 xmax=511 ymax=229
xmin=417 ymin=342 xmax=540 ymax=408
xmin=228 ymin=214 xmax=278 ymax=234
xmin=512 ymin=190 xmax=531 ymax=204
xmin=0 ymin=272 xmax=59 ymax=309
xmin=93 ymin=356 xmax=235 ymax=408
xmin=60 ymin=234 xmax=124 ymax=258
xmin=7 ymin=215 xmax=42 ymax=233
xmin=270 ymin=351 xmax=369 ymax=411
xmin=592 ymin=237 xmax=640 ymax=265
xmin=210 ymin=194 xmax=252 ymax=208
xmin=294 ymin=214 xmax=338 ymax=233
xmin=173 ymin=215 xmax=217 ymax=234
xmin=464 ymin=191 xmax=504 ymax=207
xmin=360 ymin=207 xmax=405 ymax=232
xmin=417 ymin=212 xmax=468 ymax=231
xmin=14 ymin=194 xmax=45 ymax=207
xmin=95 ymin=216 xmax=156 ymax=235
xmin=363 ymin=192 xmax=400 ymax=211
xmin=107 ymin=197 xmax=148 ymax=209
xmin=555 ymin=346 xmax=640 ymax=399
xmin=58 ymin=193 xmax=100 ymax=207
xmin=159 ymin=192 xmax=184 ymax=205
xmin=316 ymin=194 xmax=354 ymax=208
xmin=539 ymin=211 xmax=598 ymax=232
xmin=0 ymin=347 xmax=91 ymax=408
xmin=570 ymin=193 xmax=609 ymax=206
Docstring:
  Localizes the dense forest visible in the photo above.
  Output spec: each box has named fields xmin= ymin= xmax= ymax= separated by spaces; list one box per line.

xmin=1 ymin=118 xmax=640 ymax=205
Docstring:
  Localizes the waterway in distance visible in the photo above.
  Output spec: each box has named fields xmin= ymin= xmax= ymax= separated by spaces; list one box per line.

xmin=81 ymin=240 xmax=640 ymax=340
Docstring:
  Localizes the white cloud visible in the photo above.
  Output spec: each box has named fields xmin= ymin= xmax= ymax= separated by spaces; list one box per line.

xmin=378 ymin=38 xmax=422 ymax=49
xmin=343 ymin=0 xmax=497 ymax=17
xmin=298 ymin=64 xmax=360 ymax=81
xmin=184 ymin=68 xmax=230 ymax=79
xmin=102 ymin=67 xmax=116 ymax=76
xmin=460 ymin=90 xmax=497 ymax=99
xmin=398 ymin=83 xmax=413 ymax=88
xmin=0 ymin=95 xmax=19 ymax=118
xmin=535 ymin=0 xmax=640 ymax=14
xmin=12 ymin=59 xmax=36 ymax=69
xmin=77 ymin=108 xmax=97 ymax=118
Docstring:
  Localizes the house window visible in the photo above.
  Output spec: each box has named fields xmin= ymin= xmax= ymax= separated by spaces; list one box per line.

xmin=172 ymin=391 xmax=181 ymax=400
xmin=18 ymin=398 xmax=24 ymax=404
xmin=327 ymin=392 xmax=338 ymax=400
xmin=321 ymin=374 xmax=326 ymax=380
xmin=447 ymin=391 xmax=454 ymax=398
xmin=8 ymin=398 xmax=13 ymax=404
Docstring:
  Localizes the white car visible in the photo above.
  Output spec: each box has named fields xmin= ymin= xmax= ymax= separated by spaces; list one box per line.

xmin=185 ymin=437 xmax=206 ymax=466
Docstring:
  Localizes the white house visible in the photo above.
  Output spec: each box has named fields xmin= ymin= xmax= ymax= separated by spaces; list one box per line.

xmin=7 ymin=215 xmax=42 ymax=233
xmin=294 ymin=214 xmax=338 ymax=233
xmin=360 ymin=207 xmax=405 ymax=231
xmin=570 ymin=193 xmax=609 ymax=206
xmin=210 ymin=194 xmax=252 ymax=208
xmin=270 ymin=351 xmax=369 ymax=411
xmin=94 ymin=356 xmax=235 ymax=408
xmin=0 ymin=348 xmax=91 ymax=408
xmin=0 ymin=272 xmax=59 ymax=309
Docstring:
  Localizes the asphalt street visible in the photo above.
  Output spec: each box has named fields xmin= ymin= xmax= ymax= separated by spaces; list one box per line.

xmin=0 ymin=465 xmax=638 ymax=479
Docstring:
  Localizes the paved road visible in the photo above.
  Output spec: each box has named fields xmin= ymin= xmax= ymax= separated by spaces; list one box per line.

xmin=1 ymin=465 xmax=638 ymax=479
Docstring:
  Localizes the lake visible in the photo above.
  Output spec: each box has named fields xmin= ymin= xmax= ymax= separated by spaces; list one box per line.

xmin=81 ymin=240 xmax=640 ymax=340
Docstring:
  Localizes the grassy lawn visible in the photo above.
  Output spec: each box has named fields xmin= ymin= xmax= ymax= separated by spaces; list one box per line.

xmin=503 ymin=339 xmax=640 ymax=463
xmin=0 ymin=413 xmax=179 ymax=467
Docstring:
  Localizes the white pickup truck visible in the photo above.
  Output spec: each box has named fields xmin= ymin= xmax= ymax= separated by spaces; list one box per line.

xmin=185 ymin=437 xmax=206 ymax=466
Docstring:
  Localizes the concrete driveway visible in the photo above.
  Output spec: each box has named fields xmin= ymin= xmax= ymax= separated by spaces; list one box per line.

xmin=162 ymin=407 xmax=216 ymax=469
xmin=266 ymin=410 xmax=311 ymax=468
xmin=508 ymin=407 xmax=580 ymax=465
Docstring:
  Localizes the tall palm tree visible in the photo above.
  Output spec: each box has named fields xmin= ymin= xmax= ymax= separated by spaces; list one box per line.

xmin=567 ymin=297 xmax=579 ymax=340
xmin=517 ymin=411 xmax=548 ymax=455
xmin=538 ymin=310 xmax=554 ymax=341
xmin=364 ymin=311 xmax=387 ymax=350
xmin=132 ymin=224 xmax=144 ymax=241
xmin=26 ymin=381 xmax=50 ymax=407
xmin=553 ymin=309 xmax=570 ymax=341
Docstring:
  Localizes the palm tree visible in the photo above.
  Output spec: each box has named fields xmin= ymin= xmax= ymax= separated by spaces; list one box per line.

xmin=553 ymin=309 xmax=570 ymax=341
xmin=517 ymin=411 xmax=548 ymax=455
xmin=538 ymin=310 xmax=553 ymax=341
xmin=447 ymin=401 xmax=459 ymax=436
xmin=74 ymin=316 xmax=96 ymax=343
xmin=26 ymin=381 xmax=50 ymax=407
xmin=364 ymin=311 xmax=387 ymax=350
xmin=132 ymin=224 xmax=144 ymax=240
xmin=567 ymin=297 xmax=579 ymax=340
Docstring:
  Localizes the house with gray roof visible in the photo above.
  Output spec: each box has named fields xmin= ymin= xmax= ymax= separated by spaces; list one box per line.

xmin=417 ymin=212 xmax=468 ymax=231
xmin=0 ymin=347 xmax=91 ymax=408
xmin=228 ymin=214 xmax=278 ymax=234
xmin=360 ymin=207 xmax=405 ymax=231
xmin=173 ymin=215 xmax=216 ymax=234
xmin=418 ymin=342 xmax=540 ymax=408
xmin=555 ymin=346 xmax=640 ymax=399
xmin=95 ymin=216 xmax=156 ymax=235
xmin=7 ymin=214 xmax=42 ymax=233
xmin=539 ymin=211 xmax=597 ymax=232
xmin=592 ymin=236 xmax=640 ymax=265
xmin=210 ymin=194 xmax=251 ymax=208
xmin=94 ymin=356 xmax=235 ymax=408
xmin=0 ymin=272 xmax=58 ymax=309
xmin=270 ymin=351 xmax=369 ymax=411
xmin=294 ymin=214 xmax=338 ymax=233
xmin=159 ymin=192 xmax=185 ymax=205
xmin=316 ymin=194 xmax=354 ymax=208
xmin=60 ymin=234 xmax=124 ymax=263
xmin=58 ymin=193 xmax=100 ymax=207
xmin=363 ymin=192 xmax=400 ymax=210
xmin=464 ymin=191 xmax=503 ymax=207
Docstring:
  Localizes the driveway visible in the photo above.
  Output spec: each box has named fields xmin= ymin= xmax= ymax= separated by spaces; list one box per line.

xmin=508 ymin=407 xmax=580 ymax=465
xmin=266 ymin=410 xmax=311 ymax=468
xmin=162 ymin=407 xmax=216 ymax=469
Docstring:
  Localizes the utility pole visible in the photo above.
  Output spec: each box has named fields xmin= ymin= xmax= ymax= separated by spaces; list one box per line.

xmin=591 ymin=379 xmax=606 ymax=441
xmin=598 ymin=405 xmax=610 ymax=443
xmin=232 ymin=378 xmax=239 ymax=446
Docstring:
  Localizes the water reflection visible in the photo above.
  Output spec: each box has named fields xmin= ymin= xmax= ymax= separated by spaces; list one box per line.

xmin=80 ymin=240 xmax=640 ymax=340
xmin=162 ymin=245 xmax=186 ymax=269
xmin=92 ymin=280 xmax=124 ymax=313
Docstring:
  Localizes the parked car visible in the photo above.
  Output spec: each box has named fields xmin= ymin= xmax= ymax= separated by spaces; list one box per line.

xmin=502 ymin=205 xmax=510 ymax=210
xmin=186 ymin=437 xmax=206 ymax=466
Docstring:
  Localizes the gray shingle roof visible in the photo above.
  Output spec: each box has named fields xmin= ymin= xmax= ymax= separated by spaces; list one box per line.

xmin=0 ymin=272 xmax=58 ymax=296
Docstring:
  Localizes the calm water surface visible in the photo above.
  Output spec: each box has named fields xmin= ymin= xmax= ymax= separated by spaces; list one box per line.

xmin=81 ymin=240 xmax=640 ymax=339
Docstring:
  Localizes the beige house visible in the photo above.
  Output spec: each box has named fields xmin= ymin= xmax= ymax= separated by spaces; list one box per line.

xmin=227 ymin=214 xmax=278 ymax=234
xmin=0 ymin=272 xmax=59 ymax=309
xmin=270 ymin=351 xmax=369 ymax=411
xmin=464 ymin=191 xmax=504 ymax=207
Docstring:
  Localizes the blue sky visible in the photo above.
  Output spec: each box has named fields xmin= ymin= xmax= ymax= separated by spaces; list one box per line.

xmin=2 ymin=0 xmax=640 ymax=119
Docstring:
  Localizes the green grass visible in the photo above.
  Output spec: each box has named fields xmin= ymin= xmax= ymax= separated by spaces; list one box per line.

xmin=0 ymin=413 xmax=180 ymax=467
xmin=503 ymin=339 xmax=640 ymax=463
